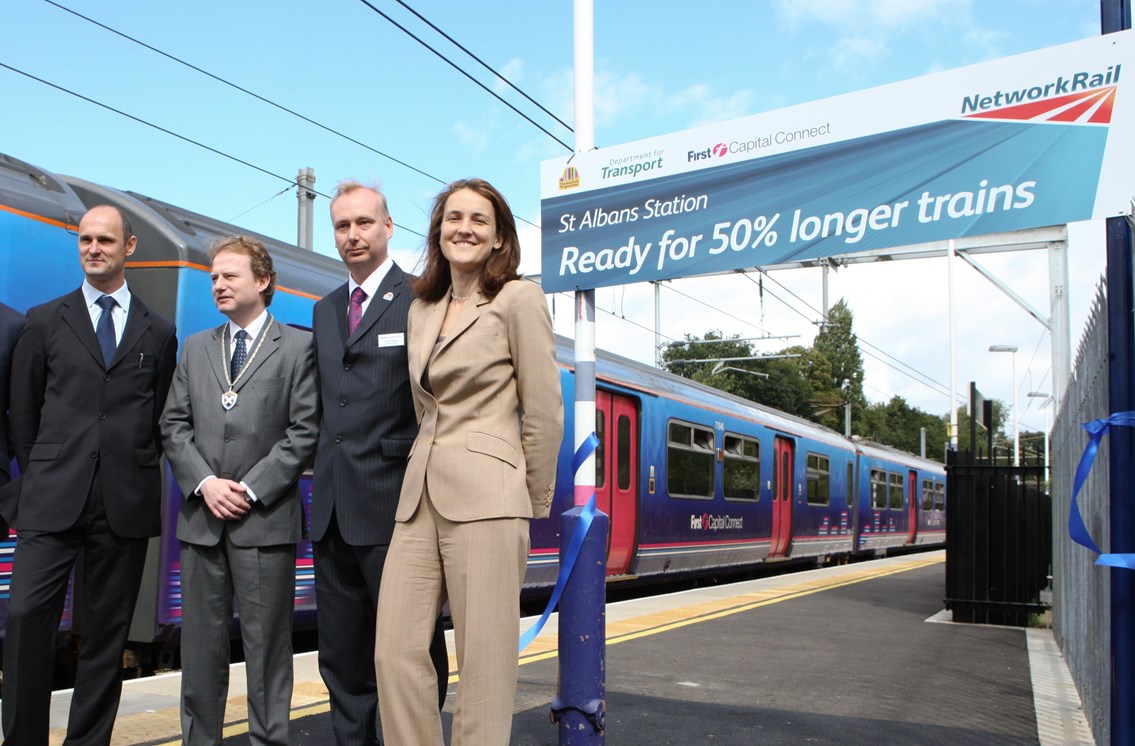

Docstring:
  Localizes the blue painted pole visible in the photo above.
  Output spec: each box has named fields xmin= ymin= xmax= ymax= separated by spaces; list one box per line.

xmin=1106 ymin=210 xmax=1134 ymax=745
xmin=1101 ymin=6 xmax=1132 ymax=745
xmin=552 ymin=506 xmax=608 ymax=742
xmin=555 ymin=0 xmax=605 ymax=743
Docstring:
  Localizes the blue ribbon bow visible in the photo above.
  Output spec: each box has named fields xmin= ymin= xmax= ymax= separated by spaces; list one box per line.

xmin=1069 ymin=411 xmax=1135 ymax=570
xmin=518 ymin=433 xmax=601 ymax=653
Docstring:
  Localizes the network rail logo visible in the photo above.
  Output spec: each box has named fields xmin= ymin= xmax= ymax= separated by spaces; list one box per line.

xmin=961 ymin=64 xmax=1121 ymax=124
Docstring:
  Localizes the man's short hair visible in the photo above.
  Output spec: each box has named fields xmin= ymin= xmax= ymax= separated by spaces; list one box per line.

xmin=330 ymin=180 xmax=390 ymax=218
xmin=208 ymin=235 xmax=278 ymax=307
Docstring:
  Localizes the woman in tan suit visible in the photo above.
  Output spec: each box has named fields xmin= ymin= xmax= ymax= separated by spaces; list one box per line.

xmin=375 ymin=178 xmax=563 ymax=745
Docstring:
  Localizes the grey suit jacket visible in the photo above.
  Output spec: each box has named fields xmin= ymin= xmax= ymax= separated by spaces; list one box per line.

xmin=399 ymin=279 xmax=563 ymax=522
xmin=160 ymin=318 xmax=320 ymax=547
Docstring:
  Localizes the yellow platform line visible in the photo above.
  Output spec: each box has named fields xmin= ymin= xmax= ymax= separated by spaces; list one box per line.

xmin=97 ymin=555 xmax=941 ymax=745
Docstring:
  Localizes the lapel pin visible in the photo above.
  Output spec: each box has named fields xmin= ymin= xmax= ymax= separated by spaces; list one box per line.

xmin=383 ymin=291 xmax=394 ymax=301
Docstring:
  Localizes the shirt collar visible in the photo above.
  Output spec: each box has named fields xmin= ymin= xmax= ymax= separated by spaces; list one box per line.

xmin=228 ymin=309 xmax=269 ymax=342
xmin=348 ymin=257 xmax=392 ymax=300
xmin=82 ymin=280 xmax=132 ymax=315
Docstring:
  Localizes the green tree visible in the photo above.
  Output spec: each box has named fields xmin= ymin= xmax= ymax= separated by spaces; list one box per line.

xmin=810 ymin=300 xmax=866 ymax=433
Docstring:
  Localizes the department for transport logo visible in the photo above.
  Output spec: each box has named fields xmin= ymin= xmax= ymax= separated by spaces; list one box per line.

xmin=961 ymin=64 xmax=1121 ymax=124
xmin=558 ymin=166 xmax=580 ymax=191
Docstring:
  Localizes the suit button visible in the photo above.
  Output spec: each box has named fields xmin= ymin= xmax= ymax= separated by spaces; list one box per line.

xmin=335 ymin=435 xmax=343 ymax=444
xmin=89 ymin=451 xmax=98 ymax=459
xmin=103 ymin=374 xmax=111 ymax=382
xmin=98 ymin=412 xmax=107 ymax=420
xmin=339 ymin=399 xmax=347 ymax=407
xmin=343 ymin=364 xmax=351 ymax=371
xmin=224 ymin=436 xmax=232 ymax=443
xmin=428 ymin=436 xmax=433 ymax=445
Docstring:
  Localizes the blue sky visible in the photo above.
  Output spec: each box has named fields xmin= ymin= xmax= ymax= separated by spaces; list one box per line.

xmin=1 ymin=0 xmax=1114 ymax=433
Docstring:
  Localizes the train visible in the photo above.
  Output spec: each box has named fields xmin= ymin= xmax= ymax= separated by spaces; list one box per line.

xmin=0 ymin=151 xmax=946 ymax=658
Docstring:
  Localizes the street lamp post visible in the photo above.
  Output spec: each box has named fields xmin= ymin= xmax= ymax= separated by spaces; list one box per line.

xmin=989 ymin=344 xmax=1020 ymax=466
xmin=1027 ymin=391 xmax=1054 ymax=475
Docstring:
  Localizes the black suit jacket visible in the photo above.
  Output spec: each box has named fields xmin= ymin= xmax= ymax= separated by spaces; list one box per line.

xmin=310 ymin=263 xmax=417 ymax=546
xmin=1 ymin=288 xmax=177 ymax=536
xmin=0 ymin=302 xmax=25 ymax=487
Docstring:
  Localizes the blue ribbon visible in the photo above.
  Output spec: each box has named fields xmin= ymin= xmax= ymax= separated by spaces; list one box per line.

xmin=1069 ymin=411 xmax=1135 ymax=570
xmin=518 ymin=432 xmax=600 ymax=653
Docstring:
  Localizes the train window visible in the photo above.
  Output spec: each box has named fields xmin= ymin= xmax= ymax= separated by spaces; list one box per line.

xmin=870 ymin=469 xmax=887 ymax=509
xmin=723 ymin=433 xmax=759 ymax=501
xmin=805 ymin=453 xmax=830 ymax=505
xmin=667 ymin=421 xmax=715 ymax=499
xmin=595 ymin=410 xmax=606 ymax=489
xmin=617 ymin=415 xmax=631 ymax=491
xmin=920 ymin=479 xmax=932 ymax=510
xmin=934 ymin=482 xmax=946 ymax=511
xmin=888 ymin=472 xmax=904 ymax=510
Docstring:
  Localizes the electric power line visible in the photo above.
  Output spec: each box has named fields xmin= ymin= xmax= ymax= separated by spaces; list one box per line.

xmin=392 ymin=0 xmax=573 ymax=133
xmin=355 ymin=0 xmax=573 ymax=152
xmin=42 ymin=0 xmax=448 ymax=187
xmin=0 ymin=60 xmax=427 ymax=239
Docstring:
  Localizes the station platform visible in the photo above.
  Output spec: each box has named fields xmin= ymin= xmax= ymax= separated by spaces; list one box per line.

xmin=33 ymin=551 xmax=1094 ymax=745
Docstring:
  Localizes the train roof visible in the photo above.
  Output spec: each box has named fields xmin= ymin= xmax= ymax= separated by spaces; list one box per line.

xmin=555 ymin=332 xmax=853 ymax=450
xmin=852 ymin=438 xmax=945 ymax=470
xmin=0 ymin=153 xmax=86 ymax=227
xmin=60 ymin=176 xmax=344 ymax=299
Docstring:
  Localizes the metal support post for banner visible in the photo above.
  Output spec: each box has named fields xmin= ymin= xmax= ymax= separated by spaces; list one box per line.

xmin=1106 ymin=212 xmax=1135 ymax=746
xmin=552 ymin=506 xmax=608 ymax=743
xmin=554 ymin=1 xmax=606 ymax=743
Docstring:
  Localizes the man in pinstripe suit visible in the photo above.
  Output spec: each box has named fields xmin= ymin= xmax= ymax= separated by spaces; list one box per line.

xmin=310 ymin=181 xmax=447 ymax=745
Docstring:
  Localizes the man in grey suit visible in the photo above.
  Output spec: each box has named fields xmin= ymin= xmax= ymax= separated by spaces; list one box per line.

xmin=161 ymin=236 xmax=319 ymax=746
xmin=311 ymin=181 xmax=447 ymax=744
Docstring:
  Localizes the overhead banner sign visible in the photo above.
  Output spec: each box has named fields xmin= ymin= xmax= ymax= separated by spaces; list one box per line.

xmin=539 ymin=30 xmax=1133 ymax=293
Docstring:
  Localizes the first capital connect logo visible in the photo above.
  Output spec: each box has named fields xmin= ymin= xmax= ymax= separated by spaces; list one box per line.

xmin=687 ymin=143 xmax=730 ymax=162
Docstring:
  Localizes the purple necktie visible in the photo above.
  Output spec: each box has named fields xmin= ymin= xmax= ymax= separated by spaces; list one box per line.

xmin=347 ymin=287 xmax=367 ymax=335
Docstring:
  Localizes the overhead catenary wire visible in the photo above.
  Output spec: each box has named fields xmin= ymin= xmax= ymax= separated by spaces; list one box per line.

xmin=354 ymin=0 xmax=573 ymax=152
xmin=391 ymin=0 xmax=573 ymax=134
xmin=0 ymin=60 xmax=427 ymax=239
xmin=40 ymin=0 xmax=544 ymax=231
xmin=42 ymin=0 xmax=448 ymax=187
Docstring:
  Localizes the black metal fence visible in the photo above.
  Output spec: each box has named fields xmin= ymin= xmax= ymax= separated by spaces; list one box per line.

xmin=944 ymin=450 xmax=1052 ymax=626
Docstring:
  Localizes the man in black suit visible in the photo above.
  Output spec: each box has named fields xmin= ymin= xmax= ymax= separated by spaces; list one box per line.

xmin=0 ymin=301 xmax=24 ymax=503
xmin=1 ymin=204 xmax=178 ymax=745
xmin=311 ymin=181 xmax=446 ymax=744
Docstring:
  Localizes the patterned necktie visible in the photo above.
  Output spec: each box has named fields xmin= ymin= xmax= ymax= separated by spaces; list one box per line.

xmin=231 ymin=330 xmax=249 ymax=381
xmin=347 ymin=287 xmax=367 ymax=336
xmin=95 ymin=295 xmax=118 ymax=366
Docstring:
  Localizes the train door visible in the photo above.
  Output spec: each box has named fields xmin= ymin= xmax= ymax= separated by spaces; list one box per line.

xmin=906 ymin=470 xmax=918 ymax=543
xmin=770 ymin=436 xmax=795 ymax=557
xmin=595 ymin=390 xmax=638 ymax=575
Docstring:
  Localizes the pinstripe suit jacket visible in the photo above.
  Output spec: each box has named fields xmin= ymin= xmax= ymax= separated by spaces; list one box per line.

xmin=398 ymin=279 xmax=563 ymax=522
xmin=310 ymin=263 xmax=417 ymax=546
xmin=160 ymin=318 xmax=319 ymax=547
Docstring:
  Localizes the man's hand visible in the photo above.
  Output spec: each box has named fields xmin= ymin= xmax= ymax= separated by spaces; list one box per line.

xmin=200 ymin=477 xmax=251 ymax=520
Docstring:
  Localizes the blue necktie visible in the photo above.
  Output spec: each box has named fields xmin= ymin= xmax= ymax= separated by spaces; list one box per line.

xmin=95 ymin=295 xmax=118 ymax=366
xmin=231 ymin=330 xmax=249 ymax=381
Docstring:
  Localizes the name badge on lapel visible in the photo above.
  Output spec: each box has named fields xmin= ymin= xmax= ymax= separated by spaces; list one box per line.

xmin=378 ymin=333 xmax=405 ymax=348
